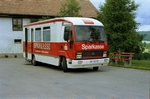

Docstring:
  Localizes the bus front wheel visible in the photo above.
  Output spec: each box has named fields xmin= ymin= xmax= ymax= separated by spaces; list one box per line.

xmin=93 ymin=67 xmax=99 ymax=71
xmin=62 ymin=57 xmax=68 ymax=72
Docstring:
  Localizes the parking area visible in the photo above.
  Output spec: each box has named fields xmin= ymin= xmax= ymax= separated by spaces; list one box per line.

xmin=0 ymin=58 xmax=150 ymax=99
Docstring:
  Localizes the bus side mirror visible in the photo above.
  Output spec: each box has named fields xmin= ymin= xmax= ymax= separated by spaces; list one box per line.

xmin=64 ymin=31 xmax=69 ymax=41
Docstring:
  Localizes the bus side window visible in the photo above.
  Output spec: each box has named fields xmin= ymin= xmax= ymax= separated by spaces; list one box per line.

xmin=43 ymin=26 xmax=50 ymax=41
xmin=64 ymin=26 xmax=72 ymax=41
xmin=35 ymin=28 xmax=41 ymax=41
xmin=27 ymin=29 xmax=30 ymax=41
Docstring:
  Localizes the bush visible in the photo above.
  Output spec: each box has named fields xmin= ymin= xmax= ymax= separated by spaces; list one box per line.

xmin=5 ymin=55 xmax=8 ymax=58
xmin=133 ymin=52 xmax=150 ymax=60
xmin=14 ymin=55 xmax=17 ymax=58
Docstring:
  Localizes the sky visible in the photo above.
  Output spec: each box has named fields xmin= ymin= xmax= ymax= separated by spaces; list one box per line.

xmin=90 ymin=0 xmax=150 ymax=31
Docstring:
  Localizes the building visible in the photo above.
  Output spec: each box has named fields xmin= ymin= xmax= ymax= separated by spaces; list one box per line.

xmin=0 ymin=0 xmax=97 ymax=55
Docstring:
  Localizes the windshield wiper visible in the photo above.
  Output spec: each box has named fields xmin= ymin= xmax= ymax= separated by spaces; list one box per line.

xmin=79 ymin=39 xmax=105 ymax=43
xmin=87 ymin=38 xmax=105 ymax=43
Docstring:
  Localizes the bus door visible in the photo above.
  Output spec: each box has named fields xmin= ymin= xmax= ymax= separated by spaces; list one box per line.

xmin=25 ymin=28 xmax=33 ymax=60
xmin=31 ymin=28 xmax=34 ymax=53
xmin=63 ymin=22 xmax=73 ymax=50
xmin=65 ymin=26 xmax=73 ymax=50
xmin=25 ymin=28 xmax=28 ymax=59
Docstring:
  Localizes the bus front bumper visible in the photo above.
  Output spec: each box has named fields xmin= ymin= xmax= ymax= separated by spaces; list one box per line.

xmin=67 ymin=58 xmax=110 ymax=69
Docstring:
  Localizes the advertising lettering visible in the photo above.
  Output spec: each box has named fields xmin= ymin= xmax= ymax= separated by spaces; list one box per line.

xmin=34 ymin=43 xmax=50 ymax=50
xmin=82 ymin=44 xmax=104 ymax=50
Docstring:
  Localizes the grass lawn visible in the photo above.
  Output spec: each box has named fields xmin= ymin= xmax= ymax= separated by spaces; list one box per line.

xmin=109 ymin=60 xmax=150 ymax=70
xmin=132 ymin=60 xmax=150 ymax=70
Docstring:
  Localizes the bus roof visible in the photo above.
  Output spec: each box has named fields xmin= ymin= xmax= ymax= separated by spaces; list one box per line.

xmin=24 ymin=17 xmax=104 ymax=27
xmin=63 ymin=17 xmax=103 ymax=26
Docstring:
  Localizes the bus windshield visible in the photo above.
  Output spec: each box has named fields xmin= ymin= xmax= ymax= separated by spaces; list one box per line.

xmin=74 ymin=26 xmax=107 ymax=42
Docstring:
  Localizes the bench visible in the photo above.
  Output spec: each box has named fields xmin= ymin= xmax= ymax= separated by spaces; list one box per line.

xmin=110 ymin=52 xmax=134 ymax=66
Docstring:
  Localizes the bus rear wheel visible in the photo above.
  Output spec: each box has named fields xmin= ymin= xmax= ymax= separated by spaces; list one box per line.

xmin=32 ymin=55 xmax=38 ymax=66
xmin=62 ymin=57 xmax=68 ymax=72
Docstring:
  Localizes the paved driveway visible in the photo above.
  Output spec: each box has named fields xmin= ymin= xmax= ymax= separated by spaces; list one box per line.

xmin=0 ymin=58 xmax=150 ymax=99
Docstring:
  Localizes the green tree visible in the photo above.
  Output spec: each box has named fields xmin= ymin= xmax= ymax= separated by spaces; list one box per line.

xmin=142 ymin=42 xmax=147 ymax=47
xmin=58 ymin=0 xmax=82 ymax=17
xmin=97 ymin=0 xmax=145 ymax=53
xmin=146 ymin=43 xmax=150 ymax=53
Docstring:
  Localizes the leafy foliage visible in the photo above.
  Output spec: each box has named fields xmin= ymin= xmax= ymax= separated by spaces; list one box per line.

xmin=58 ymin=0 xmax=82 ymax=17
xmin=141 ymin=41 xmax=150 ymax=53
xmin=41 ymin=16 xmax=51 ymax=20
xmin=97 ymin=0 xmax=145 ymax=53
xmin=133 ymin=52 xmax=150 ymax=60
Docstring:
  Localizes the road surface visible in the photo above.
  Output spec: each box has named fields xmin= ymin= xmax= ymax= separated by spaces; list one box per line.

xmin=0 ymin=58 xmax=149 ymax=99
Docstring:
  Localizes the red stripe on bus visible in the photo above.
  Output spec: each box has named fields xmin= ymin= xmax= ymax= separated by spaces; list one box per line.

xmin=82 ymin=19 xmax=94 ymax=24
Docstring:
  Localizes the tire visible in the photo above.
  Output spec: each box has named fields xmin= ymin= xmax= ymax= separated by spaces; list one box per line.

xmin=93 ymin=67 xmax=99 ymax=71
xmin=32 ymin=55 xmax=38 ymax=66
xmin=62 ymin=57 xmax=68 ymax=72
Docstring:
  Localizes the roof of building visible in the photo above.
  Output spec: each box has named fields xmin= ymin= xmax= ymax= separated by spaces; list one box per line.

xmin=0 ymin=0 xmax=97 ymax=18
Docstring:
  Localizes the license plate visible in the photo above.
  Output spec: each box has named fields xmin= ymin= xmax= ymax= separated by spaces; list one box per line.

xmin=89 ymin=60 xmax=99 ymax=64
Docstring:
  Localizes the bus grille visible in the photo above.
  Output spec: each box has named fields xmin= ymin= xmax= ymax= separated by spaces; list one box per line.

xmin=82 ymin=51 xmax=103 ymax=58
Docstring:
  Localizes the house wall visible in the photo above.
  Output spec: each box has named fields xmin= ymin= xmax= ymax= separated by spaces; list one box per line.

xmin=0 ymin=17 xmax=30 ymax=54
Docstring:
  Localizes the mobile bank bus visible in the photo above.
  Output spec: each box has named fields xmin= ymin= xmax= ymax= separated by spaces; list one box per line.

xmin=23 ymin=17 xmax=109 ymax=72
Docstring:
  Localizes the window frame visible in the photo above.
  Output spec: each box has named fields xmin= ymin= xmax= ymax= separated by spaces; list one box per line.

xmin=35 ymin=28 xmax=42 ymax=41
xmin=14 ymin=39 xmax=22 ymax=44
xmin=43 ymin=26 xmax=51 ymax=41
xmin=12 ymin=18 xmax=23 ymax=31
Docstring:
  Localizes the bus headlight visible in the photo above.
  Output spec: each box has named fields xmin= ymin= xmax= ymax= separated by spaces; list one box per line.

xmin=103 ymin=51 xmax=107 ymax=57
xmin=76 ymin=52 xmax=82 ymax=59
xmin=76 ymin=55 xmax=82 ymax=59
